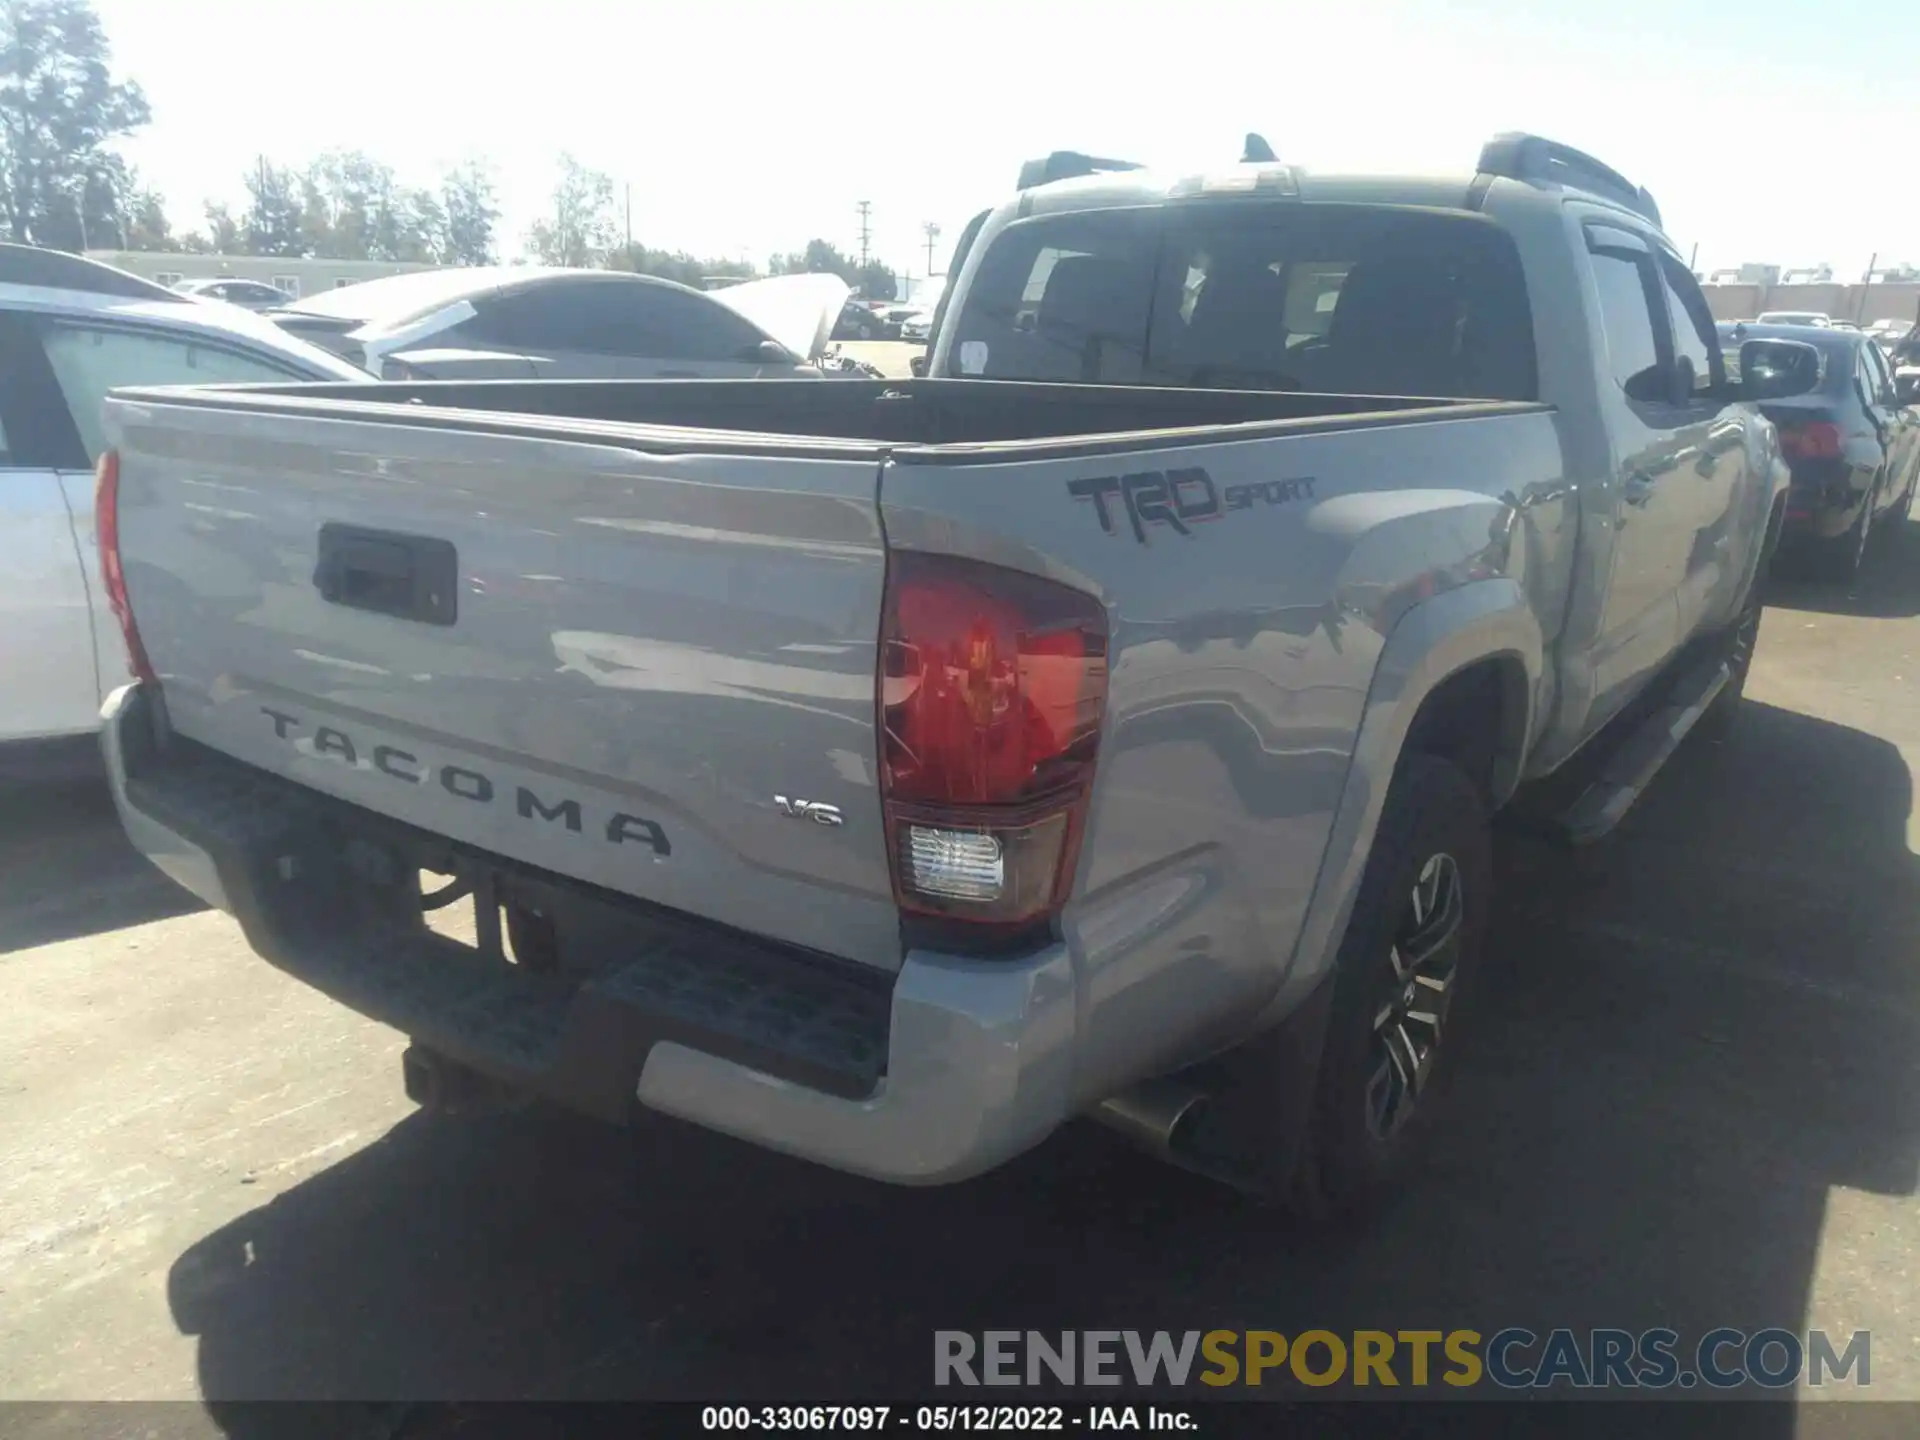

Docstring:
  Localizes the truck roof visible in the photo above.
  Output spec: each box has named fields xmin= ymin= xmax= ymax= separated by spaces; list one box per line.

xmin=1002 ymin=131 xmax=1666 ymax=239
xmin=1012 ymin=165 xmax=1483 ymax=218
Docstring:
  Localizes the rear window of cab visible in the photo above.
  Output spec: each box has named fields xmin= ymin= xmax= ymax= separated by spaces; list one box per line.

xmin=946 ymin=202 xmax=1538 ymax=402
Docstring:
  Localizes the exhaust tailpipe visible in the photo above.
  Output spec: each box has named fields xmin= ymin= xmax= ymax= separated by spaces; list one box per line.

xmin=1091 ymin=1076 xmax=1212 ymax=1160
xmin=402 ymin=1044 xmax=529 ymax=1116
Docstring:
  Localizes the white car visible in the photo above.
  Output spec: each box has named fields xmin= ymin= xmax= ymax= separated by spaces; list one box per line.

xmin=1755 ymin=310 xmax=1833 ymax=327
xmin=900 ymin=309 xmax=935 ymax=343
xmin=173 ymin=276 xmax=298 ymax=312
xmin=0 ymin=244 xmax=369 ymax=759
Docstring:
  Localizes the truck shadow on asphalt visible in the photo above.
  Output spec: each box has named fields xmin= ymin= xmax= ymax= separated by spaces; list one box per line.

xmin=1766 ymin=516 xmax=1920 ymax=620
xmin=163 ymin=700 xmax=1916 ymax=1427
xmin=0 ymin=768 xmax=205 ymax=956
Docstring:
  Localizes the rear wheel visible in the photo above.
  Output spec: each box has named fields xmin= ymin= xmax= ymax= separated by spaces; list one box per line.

xmin=1288 ymin=755 xmax=1491 ymax=1223
xmin=1696 ymin=584 xmax=1764 ymax=743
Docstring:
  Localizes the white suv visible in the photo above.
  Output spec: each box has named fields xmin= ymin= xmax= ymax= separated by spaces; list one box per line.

xmin=0 ymin=245 xmax=369 ymax=759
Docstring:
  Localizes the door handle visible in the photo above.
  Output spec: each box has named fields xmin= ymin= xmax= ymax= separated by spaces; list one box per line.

xmin=1622 ymin=473 xmax=1656 ymax=508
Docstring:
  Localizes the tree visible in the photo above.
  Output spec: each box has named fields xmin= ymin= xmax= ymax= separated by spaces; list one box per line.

xmin=287 ymin=149 xmax=444 ymax=263
xmin=0 ymin=0 xmax=150 ymax=248
xmin=853 ymin=260 xmax=897 ymax=302
xmin=441 ymin=159 xmax=497 ymax=266
xmin=769 ymin=239 xmax=893 ymax=296
xmin=241 ymin=156 xmax=304 ymax=257
xmin=391 ymin=187 xmax=445 ymax=263
xmin=200 ymin=201 xmax=240 ymax=254
xmin=525 ymin=153 xmax=615 ymax=268
xmin=304 ymin=149 xmax=389 ymax=260
xmin=607 ymin=243 xmax=757 ymax=289
xmin=123 ymin=184 xmax=173 ymax=250
xmin=771 ymin=238 xmax=856 ymax=282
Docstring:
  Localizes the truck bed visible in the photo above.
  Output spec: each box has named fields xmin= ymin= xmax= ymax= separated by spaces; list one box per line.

xmin=119 ymin=375 xmax=1532 ymax=451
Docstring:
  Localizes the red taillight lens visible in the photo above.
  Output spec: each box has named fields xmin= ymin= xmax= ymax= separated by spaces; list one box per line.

xmin=879 ymin=551 xmax=1108 ymax=930
xmin=94 ymin=448 xmax=155 ymax=684
xmin=1778 ymin=422 xmax=1843 ymax=461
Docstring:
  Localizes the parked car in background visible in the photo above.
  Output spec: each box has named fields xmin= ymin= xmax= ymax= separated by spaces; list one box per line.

xmin=1734 ymin=322 xmax=1920 ymax=579
xmin=831 ymin=300 xmax=895 ymax=341
xmin=1867 ymin=317 xmax=1913 ymax=352
xmin=266 ymin=267 xmax=849 ymax=380
xmin=173 ymin=276 xmax=295 ymax=311
xmin=0 ymin=244 xmax=369 ymax=754
xmin=899 ymin=309 xmax=934 ymax=343
xmin=1756 ymin=310 xmax=1833 ymax=327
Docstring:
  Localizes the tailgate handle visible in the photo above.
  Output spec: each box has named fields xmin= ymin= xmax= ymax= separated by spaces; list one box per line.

xmin=314 ymin=523 xmax=458 ymax=626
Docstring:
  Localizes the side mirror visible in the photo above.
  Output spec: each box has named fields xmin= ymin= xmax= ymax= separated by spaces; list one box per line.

xmin=743 ymin=339 xmax=796 ymax=366
xmin=1738 ymin=338 xmax=1821 ymax=401
xmin=1896 ymin=371 xmax=1920 ymax=406
xmin=908 ymin=354 xmax=929 ymax=378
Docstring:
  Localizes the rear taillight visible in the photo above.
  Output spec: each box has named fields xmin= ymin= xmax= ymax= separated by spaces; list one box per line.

xmin=94 ymin=448 xmax=155 ymax=683
xmin=1778 ymin=421 xmax=1843 ymax=461
xmin=878 ymin=551 xmax=1109 ymax=933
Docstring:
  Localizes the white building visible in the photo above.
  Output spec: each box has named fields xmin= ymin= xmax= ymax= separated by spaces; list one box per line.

xmin=83 ymin=250 xmax=445 ymax=301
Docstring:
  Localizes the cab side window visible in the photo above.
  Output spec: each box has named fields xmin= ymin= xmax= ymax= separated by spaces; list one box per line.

xmin=1655 ymin=253 xmax=1720 ymax=397
xmin=1587 ymin=247 xmax=1668 ymax=405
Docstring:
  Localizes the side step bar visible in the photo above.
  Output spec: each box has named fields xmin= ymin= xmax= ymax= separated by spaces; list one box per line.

xmin=1557 ymin=653 xmax=1731 ymax=845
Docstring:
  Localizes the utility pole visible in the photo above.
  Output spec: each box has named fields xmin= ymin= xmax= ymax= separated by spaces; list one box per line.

xmin=856 ymin=201 xmax=872 ymax=268
xmin=1858 ymin=251 xmax=1878 ymax=323
xmin=1688 ymin=241 xmax=1698 ymax=273
xmin=922 ymin=220 xmax=941 ymax=278
xmin=624 ymin=184 xmax=632 ymax=253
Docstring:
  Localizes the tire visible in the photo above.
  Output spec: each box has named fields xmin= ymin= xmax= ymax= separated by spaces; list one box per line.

xmin=1694 ymin=599 xmax=1761 ymax=743
xmin=855 ymin=321 xmax=875 ymax=340
xmin=1696 ymin=563 xmax=1768 ymax=744
xmin=1288 ymin=754 xmax=1492 ymax=1223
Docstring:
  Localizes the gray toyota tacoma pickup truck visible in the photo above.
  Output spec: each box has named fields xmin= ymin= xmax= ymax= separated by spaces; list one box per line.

xmin=95 ymin=132 xmax=1822 ymax=1219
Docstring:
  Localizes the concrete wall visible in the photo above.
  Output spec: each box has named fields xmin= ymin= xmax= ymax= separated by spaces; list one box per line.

xmin=84 ymin=251 xmax=444 ymax=300
xmin=1703 ymin=281 xmax=1920 ymax=325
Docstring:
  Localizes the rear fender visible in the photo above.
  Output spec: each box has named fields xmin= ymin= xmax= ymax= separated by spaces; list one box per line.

xmin=1249 ymin=577 xmax=1542 ymax=1032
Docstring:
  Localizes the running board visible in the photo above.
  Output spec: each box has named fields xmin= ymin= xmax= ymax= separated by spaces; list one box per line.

xmin=1557 ymin=654 xmax=1731 ymax=845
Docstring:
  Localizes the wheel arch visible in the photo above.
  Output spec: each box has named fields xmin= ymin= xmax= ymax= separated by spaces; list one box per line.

xmin=1251 ymin=578 xmax=1543 ymax=1030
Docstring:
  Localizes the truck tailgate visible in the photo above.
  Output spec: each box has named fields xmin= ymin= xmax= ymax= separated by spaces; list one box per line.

xmin=105 ymin=396 xmax=902 ymax=970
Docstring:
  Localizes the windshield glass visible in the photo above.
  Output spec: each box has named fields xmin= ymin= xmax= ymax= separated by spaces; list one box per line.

xmin=946 ymin=202 xmax=1537 ymax=400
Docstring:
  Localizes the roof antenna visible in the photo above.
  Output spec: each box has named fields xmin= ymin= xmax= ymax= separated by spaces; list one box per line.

xmin=1242 ymin=133 xmax=1276 ymax=163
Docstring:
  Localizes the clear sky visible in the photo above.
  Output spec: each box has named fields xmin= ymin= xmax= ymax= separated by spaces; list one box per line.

xmin=89 ymin=0 xmax=1919 ymax=282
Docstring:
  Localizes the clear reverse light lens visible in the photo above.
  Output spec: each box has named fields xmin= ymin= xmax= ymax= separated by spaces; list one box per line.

xmin=905 ymin=826 xmax=1004 ymax=902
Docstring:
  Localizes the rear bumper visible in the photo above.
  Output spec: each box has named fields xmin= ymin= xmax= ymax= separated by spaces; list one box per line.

xmin=1780 ymin=462 xmax=1869 ymax=542
xmin=101 ymin=683 xmax=1078 ymax=1185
